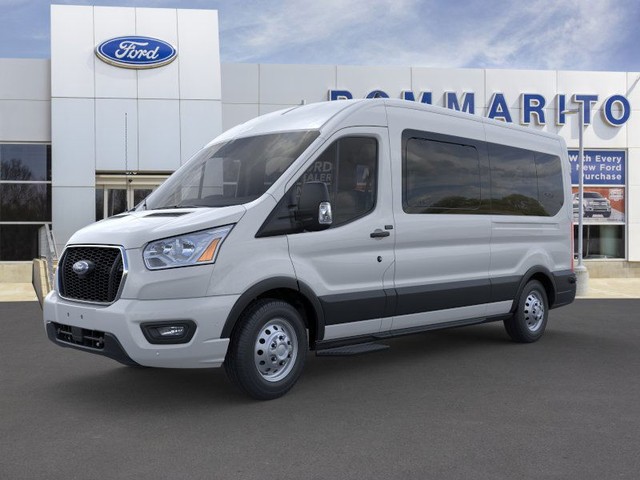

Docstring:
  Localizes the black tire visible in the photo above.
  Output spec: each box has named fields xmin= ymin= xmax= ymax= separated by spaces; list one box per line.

xmin=503 ymin=280 xmax=549 ymax=343
xmin=225 ymin=299 xmax=307 ymax=400
xmin=603 ymin=212 xmax=611 ymax=218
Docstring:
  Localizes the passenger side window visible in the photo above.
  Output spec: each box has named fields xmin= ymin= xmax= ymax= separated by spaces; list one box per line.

xmin=295 ymin=137 xmax=378 ymax=226
xmin=488 ymin=143 xmax=546 ymax=216
xmin=403 ymin=137 xmax=481 ymax=213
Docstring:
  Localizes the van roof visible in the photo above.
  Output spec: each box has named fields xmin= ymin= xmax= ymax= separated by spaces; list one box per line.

xmin=208 ymin=99 xmax=562 ymax=145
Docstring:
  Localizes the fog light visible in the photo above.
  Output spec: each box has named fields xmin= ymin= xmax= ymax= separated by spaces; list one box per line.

xmin=141 ymin=320 xmax=196 ymax=344
xmin=157 ymin=325 xmax=186 ymax=337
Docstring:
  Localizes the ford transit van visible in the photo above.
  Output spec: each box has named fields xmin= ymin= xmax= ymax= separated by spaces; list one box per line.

xmin=44 ymin=99 xmax=576 ymax=400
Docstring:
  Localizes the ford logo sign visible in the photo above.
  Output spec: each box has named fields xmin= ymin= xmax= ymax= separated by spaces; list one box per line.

xmin=95 ymin=36 xmax=177 ymax=69
xmin=72 ymin=260 xmax=94 ymax=277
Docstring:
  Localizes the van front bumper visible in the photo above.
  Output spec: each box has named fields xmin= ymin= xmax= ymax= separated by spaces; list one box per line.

xmin=43 ymin=291 xmax=239 ymax=368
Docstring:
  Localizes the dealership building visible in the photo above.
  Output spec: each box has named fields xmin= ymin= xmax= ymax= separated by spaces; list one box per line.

xmin=0 ymin=4 xmax=639 ymax=281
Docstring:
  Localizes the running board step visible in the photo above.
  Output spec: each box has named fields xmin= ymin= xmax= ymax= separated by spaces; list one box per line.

xmin=315 ymin=342 xmax=389 ymax=357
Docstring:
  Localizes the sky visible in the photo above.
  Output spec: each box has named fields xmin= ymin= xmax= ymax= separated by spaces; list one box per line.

xmin=0 ymin=0 xmax=639 ymax=72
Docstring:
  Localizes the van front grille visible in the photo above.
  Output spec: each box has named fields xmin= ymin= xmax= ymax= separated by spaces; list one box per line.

xmin=59 ymin=246 xmax=125 ymax=303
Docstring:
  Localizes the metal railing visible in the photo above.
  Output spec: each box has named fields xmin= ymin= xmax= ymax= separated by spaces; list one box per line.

xmin=38 ymin=224 xmax=58 ymax=289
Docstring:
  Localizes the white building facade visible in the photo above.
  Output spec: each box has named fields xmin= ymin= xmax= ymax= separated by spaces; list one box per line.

xmin=0 ymin=5 xmax=639 ymax=278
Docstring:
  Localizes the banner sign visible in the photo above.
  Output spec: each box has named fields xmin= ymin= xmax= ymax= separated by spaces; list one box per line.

xmin=568 ymin=150 xmax=625 ymax=186
xmin=571 ymin=187 xmax=625 ymax=224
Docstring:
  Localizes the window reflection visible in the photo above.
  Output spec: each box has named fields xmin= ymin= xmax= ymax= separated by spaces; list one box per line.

xmin=0 ymin=144 xmax=52 ymax=261
xmin=0 ymin=145 xmax=51 ymax=181
xmin=0 ymin=184 xmax=51 ymax=221
xmin=0 ymin=225 xmax=41 ymax=261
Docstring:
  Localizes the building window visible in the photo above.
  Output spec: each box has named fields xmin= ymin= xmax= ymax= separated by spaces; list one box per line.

xmin=0 ymin=144 xmax=52 ymax=261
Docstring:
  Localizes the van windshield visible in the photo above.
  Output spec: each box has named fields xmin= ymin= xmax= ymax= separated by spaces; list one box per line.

xmin=143 ymin=130 xmax=319 ymax=210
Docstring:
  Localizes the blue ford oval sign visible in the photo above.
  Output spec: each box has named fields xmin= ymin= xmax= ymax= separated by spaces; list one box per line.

xmin=95 ymin=36 xmax=177 ymax=69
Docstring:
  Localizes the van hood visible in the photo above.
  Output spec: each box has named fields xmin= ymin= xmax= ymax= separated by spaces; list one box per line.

xmin=67 ymin=205 xmax=247 ymax=249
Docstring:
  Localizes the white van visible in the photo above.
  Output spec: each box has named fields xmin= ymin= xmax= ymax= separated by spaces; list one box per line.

xmin=44 ymin=99 xmax=576 ymax=400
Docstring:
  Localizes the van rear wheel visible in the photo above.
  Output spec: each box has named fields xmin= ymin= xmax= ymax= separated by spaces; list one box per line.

xmin=224 ymin=299 xmax=307 ymax=400
xmin=504 ymin=280 xmax=548 ymax=343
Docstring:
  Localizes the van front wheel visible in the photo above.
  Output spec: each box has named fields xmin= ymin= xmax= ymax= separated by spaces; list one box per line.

xmin=225 ymin=299 xmax=307 ymax=400
xmin=504 ymin=280 xmax=548 ymax=343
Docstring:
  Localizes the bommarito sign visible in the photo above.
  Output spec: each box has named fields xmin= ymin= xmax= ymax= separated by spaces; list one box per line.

xmin=329 ymin=90 xmax=631 ymax=127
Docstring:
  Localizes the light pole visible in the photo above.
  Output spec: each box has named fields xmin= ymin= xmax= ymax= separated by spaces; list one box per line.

xmin=562 ymin=105 xmax=589 ymax=295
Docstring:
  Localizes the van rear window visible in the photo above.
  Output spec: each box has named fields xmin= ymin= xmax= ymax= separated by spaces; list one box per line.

xmin=401 ymin=129 xmax=564 ymax=217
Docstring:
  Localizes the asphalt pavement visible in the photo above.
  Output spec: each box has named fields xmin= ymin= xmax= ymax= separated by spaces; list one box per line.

xmin=1 ymin=299 xmax=640 ymax=480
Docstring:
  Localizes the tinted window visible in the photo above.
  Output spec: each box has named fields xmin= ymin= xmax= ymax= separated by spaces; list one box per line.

xmin=0 ymin=144 xmax=51 ymax=181
xmin=258 ymin=137 xmax=378 ymax=236
xmin=144 ymin=130 xmax=319 ymax=209
xmin=534 ymin=153 xmax=564 ymax=216
xmin=488 ymin=143 xmax=546 ymax=216
xmin=299 ymin=137 xmax=377 ymax=226
xmin=403 ymin=137 xmax=481 ymax=213
xmin=0 ymin=224 xmax=41 ymax=261
xmin=0 ymin=184 xmax=51 ymax=221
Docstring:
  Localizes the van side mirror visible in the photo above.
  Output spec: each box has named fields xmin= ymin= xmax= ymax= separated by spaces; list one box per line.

xmin=296 ymin=182 xmax=332 ymax=231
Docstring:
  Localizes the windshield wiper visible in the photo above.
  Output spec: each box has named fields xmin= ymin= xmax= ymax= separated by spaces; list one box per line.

xmin=153 ymin=204 xmax=209 ymax=210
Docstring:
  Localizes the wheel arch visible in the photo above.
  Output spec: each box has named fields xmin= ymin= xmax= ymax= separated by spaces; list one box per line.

xmin=511 ymin=266 xmax=557 ymax=312
xmin=221 ymin=277 xmax=325 ymax=348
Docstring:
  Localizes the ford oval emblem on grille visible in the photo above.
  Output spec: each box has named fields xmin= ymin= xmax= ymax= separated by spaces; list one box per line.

xmin=72 ymin=260 xmax=94 ymax=276
xmin=95 ymin=36 xmax=177 ymax=69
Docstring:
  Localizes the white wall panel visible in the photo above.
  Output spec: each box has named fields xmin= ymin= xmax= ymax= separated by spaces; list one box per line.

xmin=336 ymin=65 xmax=411 ymax=100
xmin=0 ymin=101 xmax=51 ymax=142
xmin=51 ymin=98 xmax=95 ymax=187
xmin=259 ymin=104 xmax=296 ymax=116
xmin=556 ymin=110 xmax=627 ymax=149
xmin=625 ymin=109 xmax=640 ymax=148
xmin=629 ymin=148 xmax=640 ymax=187
xmin=52 ymin=187 xmax=95 ymax=252
xmin=136 ymin=8 xmax=179 ymax=99
xmin=180 ymin=100 xmax=222 ymax=164
xmin=557 ymin=71 xmax=627 ymax=111
xmin=51 ymin=5 xmax=94 ymax=98
xmin=628 ymin=148 xmax=640 ymax=261
xmin=95 ymin=99 xmax=138 ymax=171
xmin=629 ymin=223 xmax=640 ymax=262
xmin=629 ymin=186 xmax=640 ymax=224
xmin=222 ymin=103 xmax=260 ymax=131
xmin=485 ymin=69 xmax=556 ymax=110
xmin=0 ymin=59 xmax=50 ymax=100
xmin=625 ymin=72 xmax=640 ymax=105
xmin=177 ymin=9 xmax=221 ymax=100
xmin=259 ymin=64 xmax=335 ymax=105
xmin=138 ymin=99 xmax=180 ymax=171
xmin=93 ymin=7 xmax=137 ymax=99
xmin=221 ymin=64 xmax=259 ymax=104
xmin=412 ymin=67 xmax=485 ymax=109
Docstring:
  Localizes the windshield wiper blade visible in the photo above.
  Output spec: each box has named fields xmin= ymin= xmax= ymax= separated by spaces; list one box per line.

xmin=154 ymin=204 xmax=208 ymax=210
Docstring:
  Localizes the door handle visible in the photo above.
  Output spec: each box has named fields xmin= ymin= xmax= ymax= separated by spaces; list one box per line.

xmin=370 ymin=229 xmax=390 ymax=238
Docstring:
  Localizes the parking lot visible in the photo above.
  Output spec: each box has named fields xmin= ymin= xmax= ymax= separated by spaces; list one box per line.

xmin=2 ymin=299 xmax=640 ymax=479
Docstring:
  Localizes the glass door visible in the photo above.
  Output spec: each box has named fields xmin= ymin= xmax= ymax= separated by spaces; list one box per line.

xmin=95 ymin=174 xmax=169 ymax=220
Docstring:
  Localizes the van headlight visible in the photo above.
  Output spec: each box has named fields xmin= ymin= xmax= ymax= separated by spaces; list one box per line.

xmin=143 ymin=225 xmax=233 ymax=270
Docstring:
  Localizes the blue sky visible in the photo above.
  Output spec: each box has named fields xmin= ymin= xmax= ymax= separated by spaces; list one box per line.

xmin=1 ymin=0 xmax=639 ymax=71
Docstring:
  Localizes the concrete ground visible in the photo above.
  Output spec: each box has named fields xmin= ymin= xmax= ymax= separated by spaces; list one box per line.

xmin=2 ymin=299 xmax=640 ymax=479
xmin=2 ymin=278 xmax=638 ymax=302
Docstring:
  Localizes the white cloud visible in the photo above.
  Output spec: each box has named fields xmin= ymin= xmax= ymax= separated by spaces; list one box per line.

xmin=0 ymin=0 xmax=635 ymax=70
xmin=220 ymin=0 xmax=633 ymax=71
